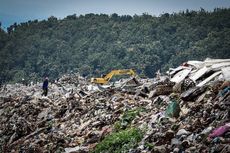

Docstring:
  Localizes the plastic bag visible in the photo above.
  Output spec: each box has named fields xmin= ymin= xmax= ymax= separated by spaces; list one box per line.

xmin=209 ymin=124 xmax=230 ymax=138
xmin=165 ymin=100 xmax=180 ymax=118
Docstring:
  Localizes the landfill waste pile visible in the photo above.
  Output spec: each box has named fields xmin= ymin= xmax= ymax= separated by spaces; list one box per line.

xmin=0 ymin=58 xmax=230 ymax=153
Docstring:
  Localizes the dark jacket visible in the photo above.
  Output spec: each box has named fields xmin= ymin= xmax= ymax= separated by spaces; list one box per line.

xmin=43 ymin=80 xmax=48 ymax=89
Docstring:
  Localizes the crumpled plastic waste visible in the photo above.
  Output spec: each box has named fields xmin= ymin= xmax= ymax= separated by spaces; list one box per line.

xmin=209 ymin=123 xmax=230 ymax=138
xmin=165 ymin=100 xmax=180 ymax=118
xmin=219 ymin=86 xmax=230 ymax=97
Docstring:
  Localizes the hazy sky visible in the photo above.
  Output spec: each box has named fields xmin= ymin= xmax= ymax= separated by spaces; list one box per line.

xmin=1 ymin=0 xmax=230 ymax=28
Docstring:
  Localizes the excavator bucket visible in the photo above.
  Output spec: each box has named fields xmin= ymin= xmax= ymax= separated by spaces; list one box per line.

xmin=132 ymin=77 xmax=140 ymax=85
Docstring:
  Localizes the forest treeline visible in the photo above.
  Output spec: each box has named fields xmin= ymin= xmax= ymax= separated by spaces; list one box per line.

xmin=0 ymin=8 xmax=230 ymax=84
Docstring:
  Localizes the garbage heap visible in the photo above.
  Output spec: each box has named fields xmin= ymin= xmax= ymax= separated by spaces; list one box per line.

xmin=0 ymin=59 xmax=230 ymax=153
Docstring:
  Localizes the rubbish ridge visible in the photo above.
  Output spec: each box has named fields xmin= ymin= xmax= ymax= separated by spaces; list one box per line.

xmin=0 ymin=59 xmax=230 ymax=152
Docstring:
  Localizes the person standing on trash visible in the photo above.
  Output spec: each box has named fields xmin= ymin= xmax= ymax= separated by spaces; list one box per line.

xmin=42 ymin=77 xmax=49 ymax=96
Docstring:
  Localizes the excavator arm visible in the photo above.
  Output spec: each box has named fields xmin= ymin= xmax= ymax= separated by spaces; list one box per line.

xmin=91 ymin=69 xmax=136 ymax=84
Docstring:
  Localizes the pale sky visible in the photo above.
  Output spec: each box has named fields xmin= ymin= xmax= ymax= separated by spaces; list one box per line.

xmin=1 ymin=0 xmax=230 ymax=28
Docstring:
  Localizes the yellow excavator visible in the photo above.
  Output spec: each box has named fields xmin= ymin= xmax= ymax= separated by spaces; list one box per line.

xmin=91 ymin=69 xmax=137 ymax=85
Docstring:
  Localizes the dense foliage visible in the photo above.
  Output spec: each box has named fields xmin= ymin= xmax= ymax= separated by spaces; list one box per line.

xmin=0 ymin=8 xmax=230 ymax=84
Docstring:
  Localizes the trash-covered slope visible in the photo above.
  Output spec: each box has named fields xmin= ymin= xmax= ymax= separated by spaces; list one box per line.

xmin=0 ymin=59 xmax=230 ymax=153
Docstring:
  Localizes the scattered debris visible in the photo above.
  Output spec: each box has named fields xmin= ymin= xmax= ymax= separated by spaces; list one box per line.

xmin=0 ymin=58 xmax=230 ymax=152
